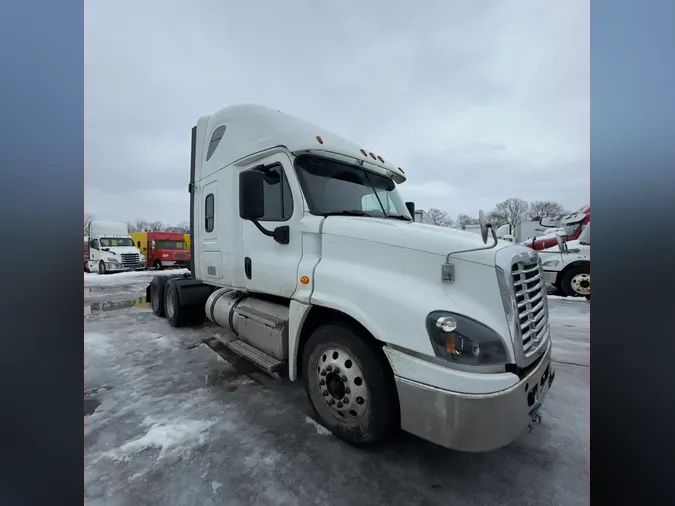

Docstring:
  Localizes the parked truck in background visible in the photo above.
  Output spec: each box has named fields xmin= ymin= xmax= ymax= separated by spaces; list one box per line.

xmin=84 ymin=236 xmax=89 ymax=272
xmin=524 ymin=205 xmax=590 ymax=250
xmin=412 ymin=209 xmax=434 ymax=225
xmin=130 ymin=231 xmax=190 ymax=270
xmin=145 ymin=104 xmax=555 ymax=453
xmin=496 ymin=220 xmax=553 ymax=244
xmin=86 ymin=221 xmax=145 ymax=274
xmin=540 ymin=223 xmax=590 ymax=298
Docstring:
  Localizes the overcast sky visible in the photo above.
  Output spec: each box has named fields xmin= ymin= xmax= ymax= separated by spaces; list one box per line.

xmin=85 ymin=0 xmax=589 ymax=225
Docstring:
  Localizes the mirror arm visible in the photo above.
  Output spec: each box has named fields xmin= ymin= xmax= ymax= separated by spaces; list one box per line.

xmin=445 ymin=225 xmax=498 ymax=261
xmin=250 ymin=219 xmax=275 ymax=238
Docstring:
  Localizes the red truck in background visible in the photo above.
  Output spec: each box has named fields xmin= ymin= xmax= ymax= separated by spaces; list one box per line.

xmin=130 ymin=231 xmax=191 ymax=270
xmin=523 ymin=205 xmax=590 ymax=251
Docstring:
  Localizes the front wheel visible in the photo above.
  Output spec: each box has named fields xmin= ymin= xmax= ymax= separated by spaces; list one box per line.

xmin=560 ymin=265 xmax=590 ymax=298
xmin=98 ymin=261 xmax=107 ymax=275
xmin=154 ymin=260 xmax=163 ymax=270
xmin=302 ymin=323 xmax=399 ymax=447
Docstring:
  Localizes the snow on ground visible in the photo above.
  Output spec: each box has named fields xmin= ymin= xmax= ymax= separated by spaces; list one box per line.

xmin=85 ymin=270 xmax=589 ymax=506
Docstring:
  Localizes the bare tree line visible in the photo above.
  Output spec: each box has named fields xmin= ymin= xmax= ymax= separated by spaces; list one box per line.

xmin=424 ymin=199 xmax=569 ymax=229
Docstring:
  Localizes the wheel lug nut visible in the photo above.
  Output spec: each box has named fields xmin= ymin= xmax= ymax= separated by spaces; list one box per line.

xmin=343 ymin=398 xmax=349 ymax=404
xmin=329 ymin=399 xmax=335 ymax=405
xmin=345 ymin=387 xmax=351 ymax=394
xmin=322 ymin=390 xmax=329 ymax=396
xmin=356 ymin=397 xmax=364 ymax=405
xmin=326 ymin=366 xmax=332 ymax=372
xmin=333 ymin=367 xmax=340 ymax=374
xmin=337 ymin=402 xmax=343 ymax=408
xmin=341 ymin=375 xmax=347 ymax=382
xmin=320 ymin=370 xmax=327 ymax=376
xmin=319 ymin=379 xmax=325 ymax=386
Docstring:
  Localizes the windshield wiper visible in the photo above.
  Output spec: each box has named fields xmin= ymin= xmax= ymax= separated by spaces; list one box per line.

xmin=321 ymin=210 xmax=374 ymax=217
xmin=387 ymin=214 xmax=413 ymax=222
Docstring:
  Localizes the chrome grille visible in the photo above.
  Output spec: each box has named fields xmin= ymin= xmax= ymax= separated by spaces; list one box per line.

xmin=172 ymin=253 xmax=187 ymax=260
xmin=121 ymin=253 xmax=140 ymax=267
xmin=512 ymin=260 xmax=548 ymax=356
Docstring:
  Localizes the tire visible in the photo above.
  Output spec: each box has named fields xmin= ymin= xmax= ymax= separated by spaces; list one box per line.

xmin=154 ymin=260 xmax=163 ymax=270
xmin=560 ymin=265 xmax=590 ymax=298
xmin=98 ymin=261 xmax=107 ymax=275
xmin=150 ymin=275 xmax=170 ymax=317
xmin=302 ymin=323 xmax=398 ymax=447
xmin=84 ymin=262 xmax=90 ymax=273
xmin=164 ymin=279 xmax=189 ymax=328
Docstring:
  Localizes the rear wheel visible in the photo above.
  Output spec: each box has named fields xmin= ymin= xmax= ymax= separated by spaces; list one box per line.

xmin=150 ymin=276 xmax=169 ymax=317
xmin=164 ymin=279 xmax=189 ymax=327
xmin=560 ymin=265 xmax=590 ymax=298
xmin=302 ymin=323 xmax=398 ymax=447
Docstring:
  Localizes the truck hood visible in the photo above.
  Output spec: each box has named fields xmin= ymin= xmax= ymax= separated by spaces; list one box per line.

xmin=321 ymin=216 xmax=512 ymax=266
xmin=103 ymin=246 xmax=141 ymax=256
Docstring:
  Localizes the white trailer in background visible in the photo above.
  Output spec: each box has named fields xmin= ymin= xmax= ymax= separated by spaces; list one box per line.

xmin=412 ymin=209 xmax=434 ymax=225
xmin=145 ymin=104 xmax=555 ymax=453
xmin=496 ymin=221 xmax=554 ymax=244
xmin=86 ymin=221 xmax=145 ymax=274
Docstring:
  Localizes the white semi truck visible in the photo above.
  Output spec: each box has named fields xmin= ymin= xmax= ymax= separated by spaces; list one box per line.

xmin=145 ymin=104 xmax=555 ymax=452
xmin=540 ymin=223 xmax=590 ymax=298
xmin=86 ymin=221 xmax=145 ymax=274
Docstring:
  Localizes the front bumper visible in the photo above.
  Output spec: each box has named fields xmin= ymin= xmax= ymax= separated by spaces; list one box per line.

xmin=542 ymin=270 xmax=558 ymax=284
xmin=106 ymin=262 xmax=145 ymax=272
xmin=395 ymin=341 xmax=554 ymax=452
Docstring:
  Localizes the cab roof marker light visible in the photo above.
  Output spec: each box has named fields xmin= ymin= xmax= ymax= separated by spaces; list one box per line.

xmin=316 ymin=135 xmax=324 ymax=144
xmin=369 ymin=152 xmax=377 ymax=160
xmin=377 ymin=155 xmax=385 ymax=163
xmin=360 ymin=149 xmax=368 ymax=157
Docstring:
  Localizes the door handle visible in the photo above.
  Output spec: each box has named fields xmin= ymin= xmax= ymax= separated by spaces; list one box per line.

xmin=244 ymin=257 xmax=252 ymax=280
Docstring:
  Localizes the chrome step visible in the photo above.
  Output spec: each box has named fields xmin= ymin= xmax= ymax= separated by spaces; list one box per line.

xmin=225 ymin=339 xmax=284 ymax=374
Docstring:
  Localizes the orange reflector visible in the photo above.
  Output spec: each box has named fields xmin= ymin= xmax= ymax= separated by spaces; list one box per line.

xmin=446 ymin=336 xmax=457 ymax=354
xmin=360 ymin=149 xmax=368 ymax=156
xmin=316 ymin=136 xmax=324 ymax=144
xmin=300 ymin=276 xmax=310 ymax=285
xmin=377 ymin=155 xmax=384 ymax=162
xmin=369 ymin=152 xmax=377 ymax=160
xmin=398 ymin=167 xmax=405 ymax=173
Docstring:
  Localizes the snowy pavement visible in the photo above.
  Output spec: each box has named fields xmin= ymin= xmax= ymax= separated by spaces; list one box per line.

xmin=85 ymin=271 xmax=589 ymax=506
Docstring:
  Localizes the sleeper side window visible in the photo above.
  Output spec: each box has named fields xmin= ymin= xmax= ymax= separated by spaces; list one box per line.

xmin=205 ymin=193 xmax=215 ymax=232
xmin=206 ymin=126 xmax=226 ymax=161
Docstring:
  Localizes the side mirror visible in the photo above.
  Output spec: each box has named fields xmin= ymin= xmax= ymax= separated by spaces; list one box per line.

xmin=556 ymin=235 xmax=568 ymax=253
xmin=539 ymin=217 xmax=557 ymax=228
xmin=405 ymin=201 xmax=415 ymax=217
xmin=239 ymin=170 xmax=265 ymax=220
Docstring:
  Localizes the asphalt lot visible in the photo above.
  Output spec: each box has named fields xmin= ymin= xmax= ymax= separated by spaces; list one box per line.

xmin=85 ymin=270 xmax=589 ymax=506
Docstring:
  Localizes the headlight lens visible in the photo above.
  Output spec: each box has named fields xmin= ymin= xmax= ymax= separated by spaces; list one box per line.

xmin=542 ymin=260 xmax=560 ymax=267
xmin=106 ymin=257 xmax=118 ymax=263
xmin=425 ymin=311 xmax=508 ymax=365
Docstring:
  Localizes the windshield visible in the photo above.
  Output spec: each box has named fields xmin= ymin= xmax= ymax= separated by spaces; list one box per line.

xmin=100 ymin=237 xmax=134 ymax=248
xmin=562 ymin=221 xmax=582 ymax=237
xmin=294 ymin=156 xmax=411 ymax=220
xmin=578 ymin=223 xmax=590 ymax=245
xmin=156 ymin=240 xmax=186 ymax=250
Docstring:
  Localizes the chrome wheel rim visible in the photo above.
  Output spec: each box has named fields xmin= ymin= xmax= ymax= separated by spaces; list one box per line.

xmin=571 ymin=273 xmax=590 ymax=296
xmin=315 ymin=347 xmax=369 ymax=421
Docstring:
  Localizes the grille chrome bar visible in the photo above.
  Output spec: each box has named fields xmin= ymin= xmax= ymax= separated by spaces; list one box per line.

xmin=511 ymin=257 xmax=549 ymax=358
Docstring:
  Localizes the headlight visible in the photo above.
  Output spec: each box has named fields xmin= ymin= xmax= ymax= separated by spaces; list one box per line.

xmin=542 ymin=260 xmax=560 ymax=267
xmin=162 ymin=253 xmax=169 ymax=258
xmin=425 ymin=311 xmax=508 ymax=366
xmin=106 ymin=257 xmax=119 ymax=263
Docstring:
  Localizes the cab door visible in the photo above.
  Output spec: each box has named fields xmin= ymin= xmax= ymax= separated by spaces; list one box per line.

xmin=239 ymin=152 xmax=304 ymax=298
